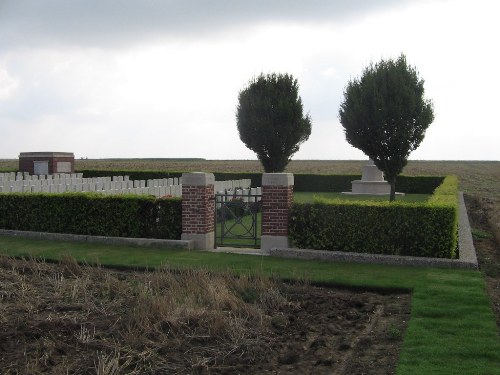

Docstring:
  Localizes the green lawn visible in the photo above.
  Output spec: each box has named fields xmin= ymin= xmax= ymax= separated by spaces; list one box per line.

xmin=293 ymin=192 xmax=430 ymax=203
xmin=215 ymin=211 xmax=262 ymax=248
xmin=0 ymin=236 xmax=499 ymax=374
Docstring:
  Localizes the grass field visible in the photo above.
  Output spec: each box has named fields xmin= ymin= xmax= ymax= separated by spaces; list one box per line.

xmin=293 ymin=192 xmax=430 ymax=203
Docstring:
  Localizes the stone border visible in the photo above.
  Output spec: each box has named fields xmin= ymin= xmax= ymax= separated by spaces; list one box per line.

xmin=269 ymin=192 xmax=478 ymax=269
xmin=0 ymin=229 xmax=193 ymax=250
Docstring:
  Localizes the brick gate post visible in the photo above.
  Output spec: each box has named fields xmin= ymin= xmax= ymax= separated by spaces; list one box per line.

xmin=181 ymin=172 xmax=215 ymax=250
xmin=261 ymin=173 xmax=294 ymax=253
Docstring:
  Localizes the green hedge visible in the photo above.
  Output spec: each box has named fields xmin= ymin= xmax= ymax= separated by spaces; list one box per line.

xmin=395 ymin=175 xmax=445 ymax=194
xmin=293 ymin=174 xmax=444 ymax=193
xmin=293 ymin=174 xmax=360 ymax=192
xmin=289 ymin=176 xmax=458 ymax=258
xmin=0 ymin=193 xmax=182 ymax=240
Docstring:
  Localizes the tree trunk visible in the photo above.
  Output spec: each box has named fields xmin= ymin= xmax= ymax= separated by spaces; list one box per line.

xmin=389 ymin=179 xmax=396 ymax=202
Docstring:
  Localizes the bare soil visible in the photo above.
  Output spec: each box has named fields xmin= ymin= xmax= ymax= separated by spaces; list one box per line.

xmin=0 ymin=257 xmax=411 ymax=374
xmin=464 ymin=195 xmax=500 ymax=330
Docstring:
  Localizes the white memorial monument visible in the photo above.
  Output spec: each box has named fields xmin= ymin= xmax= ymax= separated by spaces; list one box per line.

xmin=344 ymin=159 xmax=402 ymax=195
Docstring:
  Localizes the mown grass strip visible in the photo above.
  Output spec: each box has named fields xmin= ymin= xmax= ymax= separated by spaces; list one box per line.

xmin=293 ymin=192 xmax=430 ymax=203
xmin=0 ymin=235 xmax=499 ymax=374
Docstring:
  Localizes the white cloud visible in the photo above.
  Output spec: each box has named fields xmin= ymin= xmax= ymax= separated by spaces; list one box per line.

xmin=0 ymin=66 xmax=18 ymax=100
xmin=0 ymin=0 xmax=498 ymax=160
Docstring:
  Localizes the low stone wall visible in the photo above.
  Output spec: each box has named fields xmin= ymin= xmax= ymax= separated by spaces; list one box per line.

xmin=0 ymin=229 xmax=193 ymax=250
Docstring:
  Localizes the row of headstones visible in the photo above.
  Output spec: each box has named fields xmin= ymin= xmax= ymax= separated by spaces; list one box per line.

xmin=0 ymin=173 xmax=183 ymax=196
xmin=214 ymin=179 xmax=252 ymax=192
xmin=0 ymin=181 xmax=183 ymax=197
xmin=215 ymin=187 xmax=262 ymax=204
xmin=0 ymin=173 xmax=251 ymax=190
xmin=0 ymin=172 xmax=182 ymax=187
xmin=0 ymin=172 xmax=253 ymax=199
xmin=0 ymin=172 xmax=85 ymax=181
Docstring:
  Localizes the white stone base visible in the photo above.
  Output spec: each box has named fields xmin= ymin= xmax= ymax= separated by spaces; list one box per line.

xmin=351 ymin=180 xmax=390 ymax=194
xmin=261 ymin=235 xmax=289 ymax=254
xmin=181 ymin=232 xmax=215 ymax=250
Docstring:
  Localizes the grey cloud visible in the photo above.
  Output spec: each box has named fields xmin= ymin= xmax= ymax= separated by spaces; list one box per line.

xmin=0 ymin=0 xmax=426 ymax=48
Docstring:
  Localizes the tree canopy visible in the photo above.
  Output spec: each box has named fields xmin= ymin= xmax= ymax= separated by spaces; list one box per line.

xmin=339 ymin=54 xmax=434 ymax=200
xmin=236 ymin=73 xmax=312 ymax=173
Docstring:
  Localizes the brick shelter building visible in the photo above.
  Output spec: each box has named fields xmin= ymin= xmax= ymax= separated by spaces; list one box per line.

xmin=18 ymin=152 xmax=75 ymax=175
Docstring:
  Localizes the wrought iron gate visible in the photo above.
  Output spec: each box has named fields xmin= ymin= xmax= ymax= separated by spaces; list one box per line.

xmin=214 ymin=191 xmax=262 ymax=248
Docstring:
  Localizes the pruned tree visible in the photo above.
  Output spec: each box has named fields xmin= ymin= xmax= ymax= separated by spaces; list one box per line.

xmin=236 ymin=73 xmax=312 ymax=173
xmin=339 ymin=54 xmax=434 ymax=201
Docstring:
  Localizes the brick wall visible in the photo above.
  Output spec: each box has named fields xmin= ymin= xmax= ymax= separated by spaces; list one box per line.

xmin=181 ymin=172 xmax=215 ymax=250
xmin=262 ymin=185 xmax=294 ymax=236
xmin=181 ymin=185 xmax=215 ymax=234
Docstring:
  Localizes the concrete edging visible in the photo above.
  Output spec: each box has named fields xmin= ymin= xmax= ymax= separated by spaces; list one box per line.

xmin=0 ymin=229 xmax=193 ymax=250
xmin=269 ymin=191 xmax=478 ymax=270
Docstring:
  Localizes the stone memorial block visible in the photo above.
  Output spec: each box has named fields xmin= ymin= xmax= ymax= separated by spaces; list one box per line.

xmin=346 ymin=159 xmax=403 ymax=196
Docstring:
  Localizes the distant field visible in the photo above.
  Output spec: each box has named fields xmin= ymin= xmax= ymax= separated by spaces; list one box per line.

xmin=1 ymin=159 xmax=498 ymax=198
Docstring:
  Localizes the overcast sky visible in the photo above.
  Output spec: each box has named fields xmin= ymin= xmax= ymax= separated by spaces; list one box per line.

xmin=0 ymin=0 xmax=498 ymax=160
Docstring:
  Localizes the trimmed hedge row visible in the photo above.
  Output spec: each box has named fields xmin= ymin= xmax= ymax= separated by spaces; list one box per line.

xmin=0 ymin=193 xmax=182 ymax=240
xmin=293 ymin=174 xmax=443 ymax=193
xmin=78 ymin=170 xmax=443 ymax=193
xmin=395 ymin=175 xmax=445 ymax=194
xmin=289 ymin=176 xmax=458 ymax=258
xmin=294 ymin=174 xmax=360 ymax=192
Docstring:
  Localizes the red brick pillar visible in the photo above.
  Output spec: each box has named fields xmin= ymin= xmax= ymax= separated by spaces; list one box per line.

xmin=261 ymin=173 xmax=294 ymax=252
xmin=181 ymin=172 xmax=215 ymax=250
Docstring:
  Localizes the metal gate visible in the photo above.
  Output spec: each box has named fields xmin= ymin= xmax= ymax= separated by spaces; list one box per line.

xmin=215 ymin=191 xmax=262 ymax=248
